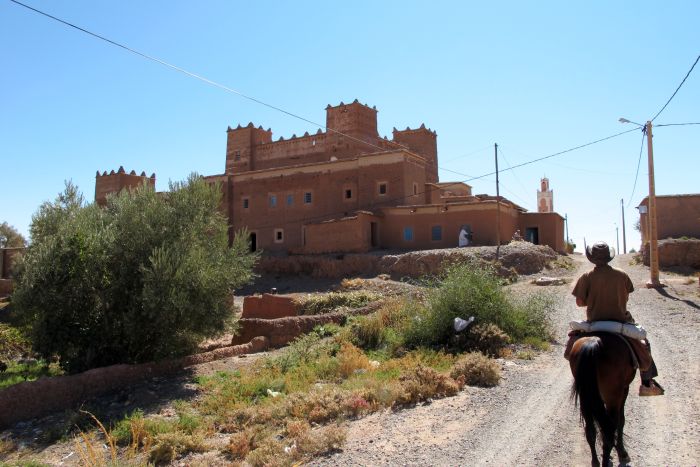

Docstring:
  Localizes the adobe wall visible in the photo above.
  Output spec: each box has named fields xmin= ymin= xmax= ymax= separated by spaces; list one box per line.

xmin=301 ymin=212 xmax=379 ymax=254
xmin=0 ymin=337 xmax=269 ymax=429
xmin=241 ymin=293 xmax=301 ymax=319
xmin=232 ymin=152 xmax=424 ymax=252
xmin=642 ymin=238 xmax=700 ymax=269
xmin=638 ymin=195 xmax=700 ymax=245
xmin=379 ymin=202 xmax=520 ymax=250
xmin=255 ymin=242 xmax=559 ymax=279
xmin=95 ymin=168 xmax=155 ymax=206
xmin=518 ymin=212 xmax=566 ymax=253
xmin=232 ymin=302 xmax=383 ymax=347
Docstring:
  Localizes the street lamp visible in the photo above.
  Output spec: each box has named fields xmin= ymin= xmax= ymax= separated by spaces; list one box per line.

xmin=619 ymin=117 xmax=663 ymax=287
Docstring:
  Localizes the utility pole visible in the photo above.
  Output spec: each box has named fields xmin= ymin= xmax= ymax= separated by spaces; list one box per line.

xmin=616 ymin=224 xmax=620 ymax=254
xmin=620 ymin=198 xmax=627 ymax=254
xmin=645 ymin=121 xmax=662 ymax=287
xmin=495 ymin=143 xmax=501 ymax=259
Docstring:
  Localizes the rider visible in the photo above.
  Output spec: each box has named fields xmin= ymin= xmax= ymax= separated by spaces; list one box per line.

xmin=569 ymin=241 xmax=664 ymax=396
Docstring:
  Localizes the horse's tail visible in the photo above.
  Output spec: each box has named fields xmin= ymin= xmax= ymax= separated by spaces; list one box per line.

xmin=571 ymin=338 xmax=613 ymax=435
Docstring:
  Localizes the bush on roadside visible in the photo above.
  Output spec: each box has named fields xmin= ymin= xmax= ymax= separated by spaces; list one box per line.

xmin=451 ymin=323 xmax=510 ymax=357
xmin=12 ymin=177 xmax=257 ymax=373
xmin=450 ymin=352 xmax=501 ymax=387
xmin=402 ymin=262 xmax=554 ymax=348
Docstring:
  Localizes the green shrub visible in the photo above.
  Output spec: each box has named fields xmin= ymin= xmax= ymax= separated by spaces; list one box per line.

xmin=450 ymin=352 xmax=501 ymax=387
xmin=402 ymin=262 xmax=554 ymax=347
xmin=345 ymin=299 xmax=409 ymax=354
xmin=12 ymin=176 xmax=257 ymax=373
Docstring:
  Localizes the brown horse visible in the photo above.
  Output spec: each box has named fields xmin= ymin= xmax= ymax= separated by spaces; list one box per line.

xmin=570 ymin=332 xmax=637 ymax=467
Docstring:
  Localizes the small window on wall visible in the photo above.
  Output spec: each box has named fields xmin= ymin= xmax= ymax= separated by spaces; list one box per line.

xmin=413 ymin=183 xmax=418 ymax=195
xmin=274 ymin=229 xmax=284 ymax=243
xmin=379 ymin=183 xmax=387 ymax=195
xmin=286 ymin=194 xmax=294 ymax=206
xmin=403 ymin=227 xmax=414 ymax=241
xmin=345 ymin=189 xmax=352 ymax=199
xmin=234 ymin=150 xmax=241 ymax=161
xmin=242 ymin=197 xmax=249 ymax=209
xmin=304 ymin=192 xmax=312 ymax=204
xmin=431 ymin=225 xmax=442 ymax=241
xmin=269 ymin=195 xmax=277 ymax=208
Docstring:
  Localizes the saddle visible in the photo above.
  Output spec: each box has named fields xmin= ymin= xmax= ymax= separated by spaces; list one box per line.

xmin=564 ymin=326 xmax=652 ymax=372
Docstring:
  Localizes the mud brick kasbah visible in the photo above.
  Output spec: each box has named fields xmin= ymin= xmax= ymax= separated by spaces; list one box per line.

xmin=95 ymin=100 xmax=565 ymax=254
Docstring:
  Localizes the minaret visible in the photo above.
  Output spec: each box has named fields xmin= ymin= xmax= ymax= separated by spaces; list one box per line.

xmin=537 ymin=177 xmax=553 ymax=213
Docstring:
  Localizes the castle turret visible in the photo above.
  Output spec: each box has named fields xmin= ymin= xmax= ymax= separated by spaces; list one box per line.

xmin=325 ymin=100 xmax=378 ymax=150
xmin=95 ymin=167 xmax=155 ymax=206
xmin=225 ymin=123 xmax=273 ymax=174
xmin=392 ymin=124 xmax=438 ymax=183
xmin=537 ymin=177 xmax=553 ymax=212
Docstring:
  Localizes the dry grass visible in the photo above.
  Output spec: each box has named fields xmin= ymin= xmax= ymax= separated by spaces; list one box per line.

xmin=450 ymin=352 xmax=501 ymax=387
xmin=396 ymin=365 xmax=463 ymax=405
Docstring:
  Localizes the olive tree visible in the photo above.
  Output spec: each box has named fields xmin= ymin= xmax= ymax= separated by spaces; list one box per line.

xmin=13 ymin=175 xmax=257 ymax=373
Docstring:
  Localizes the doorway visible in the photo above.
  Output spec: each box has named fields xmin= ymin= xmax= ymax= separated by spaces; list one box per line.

xmin=370 ymin=222 xmax=378 ymax=248
xmin=525 ymin=227 xmax=539 ymax=245
xmin=249 ymin=232 xmax=257 ymax=252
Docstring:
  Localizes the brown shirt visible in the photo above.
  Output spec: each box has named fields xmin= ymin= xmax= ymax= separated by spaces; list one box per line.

xmin=572 ymin=264 xmax=634 ymax=322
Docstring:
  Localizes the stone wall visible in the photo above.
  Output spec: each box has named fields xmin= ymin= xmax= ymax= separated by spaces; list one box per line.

xmin=0 ymin=337 xmax=268 ymax=429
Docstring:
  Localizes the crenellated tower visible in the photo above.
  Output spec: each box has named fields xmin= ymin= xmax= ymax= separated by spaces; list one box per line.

xmin=225 ymin=123 xmax=273 ymax=174
xmin=95 ymin=166 xmax=155 ymax=206
xmin=392 ymin=124 xmax=438 ymax=183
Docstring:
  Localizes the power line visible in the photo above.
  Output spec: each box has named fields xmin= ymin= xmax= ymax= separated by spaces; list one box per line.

xmin=655 ymin=122 xmax=700 ymax=127
xmin=249 ymin=128 xmax=639 ymax=231
xmin=7 ymin=0 xmax=411 ymax=156
xmin=651 ymin=54 xmax=700 ymax=122
xmin=626 ymin=130 xmax=646 ymax=208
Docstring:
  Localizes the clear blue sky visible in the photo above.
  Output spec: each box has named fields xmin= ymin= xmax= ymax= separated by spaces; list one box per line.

xmin=2 ymin=0 xmax=698 ymax=253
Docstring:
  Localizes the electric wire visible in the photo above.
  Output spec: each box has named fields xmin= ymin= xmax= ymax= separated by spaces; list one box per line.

xmin=6 ymin=0 xmax=649 ymax=235
xmin=7 ymin=0 xmax=412 ymax=155
xmin=654 ymin=122 xmax=700 ymax=127
xmin=249 ymin=128 xmax=640 ymax=231
xmin=651 ymin=54 xmax=700 ymax=122
xmin=626 ymin=130 xmax=646 ymax=208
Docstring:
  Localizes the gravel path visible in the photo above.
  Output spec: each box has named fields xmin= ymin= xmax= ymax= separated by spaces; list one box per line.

xmin=311 ymin=254 xmax=700 ymax=466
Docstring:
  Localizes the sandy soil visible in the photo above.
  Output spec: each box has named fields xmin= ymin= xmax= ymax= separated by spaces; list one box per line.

xmin=309 ymin=254 xmax=700 ymax=466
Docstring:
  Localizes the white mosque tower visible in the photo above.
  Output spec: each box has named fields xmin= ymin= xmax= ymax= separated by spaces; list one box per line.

xmin=537 ymin=177 xmax=553 ymax=213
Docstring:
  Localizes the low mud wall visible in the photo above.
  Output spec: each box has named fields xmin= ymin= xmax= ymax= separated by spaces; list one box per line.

xmin=232 ymin=302 xmax=384 ymax=347
xmin=0 ymin=337 xmax=268 ymax=429
xmin=256 ymin=242 xmax=558 ymax=279
xmin=643 ymin=238 xmax=700 ymax=269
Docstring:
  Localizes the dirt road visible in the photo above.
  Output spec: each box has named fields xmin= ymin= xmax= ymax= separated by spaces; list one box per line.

xmin=313 ymin=254 xmax=700 ymax=466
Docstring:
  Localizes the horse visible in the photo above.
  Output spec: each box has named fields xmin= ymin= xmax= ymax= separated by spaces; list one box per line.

xmin=569 ymin=332 xmax=637 ymax=467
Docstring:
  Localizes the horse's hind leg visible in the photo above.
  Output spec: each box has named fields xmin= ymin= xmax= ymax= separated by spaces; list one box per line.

xmin=584 ymin=414 xmax=600 ymax=467
xmin=615 ymin=392 xmax=631 ymax=464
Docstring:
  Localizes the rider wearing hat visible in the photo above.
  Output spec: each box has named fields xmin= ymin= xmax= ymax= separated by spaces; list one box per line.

xmin=569 ymin=241 xmax=664 ymax=396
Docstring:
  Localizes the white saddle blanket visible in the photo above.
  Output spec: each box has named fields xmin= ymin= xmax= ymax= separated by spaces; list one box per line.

xmin=569 ymin=320 xmax=647 ymax=340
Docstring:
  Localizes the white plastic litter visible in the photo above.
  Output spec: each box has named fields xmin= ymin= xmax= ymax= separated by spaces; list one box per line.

xmin=454 ymin=316 xmax=475 ymax=332
xmin=569 ymin=320 xmax=647 ymax=340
